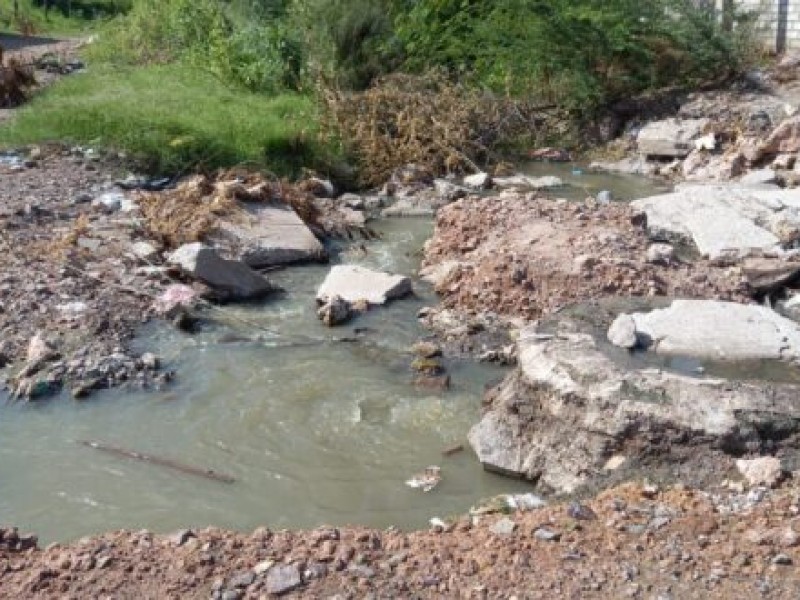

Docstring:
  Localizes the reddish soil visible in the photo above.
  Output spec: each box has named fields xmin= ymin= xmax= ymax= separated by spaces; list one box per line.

xmin=422 ymin=194 xmax=751 ymax=321
xmin=1 ymin=481 xmax=799 ymax=598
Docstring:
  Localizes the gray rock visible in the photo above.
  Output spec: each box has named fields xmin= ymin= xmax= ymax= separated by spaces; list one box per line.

xmin=607 ymin=314 xmax=638 ymax=349
xmin=71 ymin=191 xmax=93 ymax=205
xmin=92 ymin=192 xmax=125 ymax=212
xmin=637 ymin=118 xmax=709 ymax=158
xmin=208 ymin=203 xmax=326 ymax=268
xmin=317 ymin=265 xmax=412 ymax=306
xmin=265 ymin=564 xmax=302 ymax=595
xmin=628 ymin=300 xmax=800 ymax=363
xmin=736 ymin=457 xmax=784 ymax=488
xmin=168 ymin=529 xmax=195 ymax=546
xmin=463 ymin=172 xmax=492 ymax=190
xmin=646 ymin=243 xmax=675 ymax=265
xmin=348 ymin=564 xmax=376 ymax=579
xmin=229 ymin=571 xmax=256 ymax=588
xmin=130 ymin=241 xmax=159 ymax=263
xmin=596 ymin=190 xmax=613 ymax=204
xmin=434 ymin=179 xmax=468 ymax=202
xmin=167 ymin=243 xmax=275 ymax=300
xmin=317 ymin=295 xmax=352 ymax=327
xmin=506 ymin=493 xmax=547 ymax=511
xmin=773 ymin=553 xmax=793 ymax=566
xmin=490 ymin=517 xmax=517 ymax=536
xmin=534 ymin=528 xmax=561 ymax=542
xmin=468 ymin=323 xmax=800 ymax=493
xmin=340 ymin=193 xmax=364 ymax=210
xmin=631 ymin=184 xmax=800 ymax=260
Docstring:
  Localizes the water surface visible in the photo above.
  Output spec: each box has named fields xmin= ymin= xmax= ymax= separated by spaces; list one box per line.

xmin=0 ymin=170 xmax=666 ymax=543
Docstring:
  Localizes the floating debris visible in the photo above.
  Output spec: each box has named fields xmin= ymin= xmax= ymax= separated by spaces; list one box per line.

xmin=406 ymin=466 xmax=442 ymax=492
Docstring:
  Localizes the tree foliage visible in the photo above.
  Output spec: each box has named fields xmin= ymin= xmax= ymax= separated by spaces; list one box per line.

xmin=395 ymin=0 xmax=756 ymax=110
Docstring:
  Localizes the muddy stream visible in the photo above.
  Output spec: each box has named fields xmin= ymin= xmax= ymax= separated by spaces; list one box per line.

xmin=0 ymin=165 xmax=666 ymax=543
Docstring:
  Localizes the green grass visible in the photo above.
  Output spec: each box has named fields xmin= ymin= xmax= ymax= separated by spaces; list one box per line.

xmin=1 ymin=0 xmax=127 ymax=36
xmin=0 ymin=63 xmax=329 ymax=175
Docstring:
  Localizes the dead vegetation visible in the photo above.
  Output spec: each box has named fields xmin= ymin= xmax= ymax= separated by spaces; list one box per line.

xmin=322 ymin=72 xmax=536 ymax=187
xmin=0 ymin=46 xmax=36 ymax=108
xmin=136 ymin=172 xmax=321 ymax=249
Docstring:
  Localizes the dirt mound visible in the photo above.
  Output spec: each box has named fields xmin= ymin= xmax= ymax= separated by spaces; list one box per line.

xmin=421 ymin=194 xmax=750 ymax=321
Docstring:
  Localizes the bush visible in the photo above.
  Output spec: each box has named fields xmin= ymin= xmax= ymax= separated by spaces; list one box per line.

xmin=290 ymin=0 xmax=400 ymax=90
xmin=323 ymin=72 xmax=533 ymax=186
xmin=91 ymin=0 xmax=305 ymax=93
xmin=396 ymin=0 xmax=757 ymax=111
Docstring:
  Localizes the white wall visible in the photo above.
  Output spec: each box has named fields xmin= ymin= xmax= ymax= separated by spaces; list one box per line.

xmin=732 ymin=0 xmax=800 ymax=51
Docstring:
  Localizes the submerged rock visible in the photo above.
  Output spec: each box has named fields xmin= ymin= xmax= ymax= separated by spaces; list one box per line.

xmin=469 ymin=324 xmax=800 ymax=493
xmin=317 ymin=295 xmax=352 ymax=327
xmin=167 ymin=243 xmax=275 ymax=300
xmin=317 ymin=265 xmax=412 ymax=306
xmin=493 ymin=174 xmax=563 ymax=190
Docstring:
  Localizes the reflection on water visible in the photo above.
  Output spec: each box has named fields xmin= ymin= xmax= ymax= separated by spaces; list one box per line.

xmin=0 ymin=170 xmax=665 ymax=544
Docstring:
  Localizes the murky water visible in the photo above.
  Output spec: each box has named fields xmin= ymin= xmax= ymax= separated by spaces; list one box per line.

xmin=0 ymin=168 xmax=665 ymax=544
xmin=521 ymin=161 xmax=672 ymax=201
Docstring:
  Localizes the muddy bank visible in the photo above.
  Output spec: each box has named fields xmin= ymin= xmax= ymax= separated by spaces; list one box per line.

xmin=2 ymin=480 xmax=799 ymax=599
xmin=0 ymin=147 xmax=168 ymax=399
xmin=0 ymin=147 xmax=360 ymax=401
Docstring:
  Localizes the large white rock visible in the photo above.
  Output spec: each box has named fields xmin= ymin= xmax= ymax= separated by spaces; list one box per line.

xmin=167 ymin=243 xmax=274 ymax=299
xmin=469 ymin=323 xmax=800 ymax=493
xmin=631 ymin=184 xmax=800 ymax=259
xmin=209 ymin=203 xmax=326 ymax=268
xmin=627 ymin=299 xmax=800 ymax=363
xmin=316 ymin=265 xmax=412 ymax=305
xmin=637 ymin=118 xmax=709 ymax=158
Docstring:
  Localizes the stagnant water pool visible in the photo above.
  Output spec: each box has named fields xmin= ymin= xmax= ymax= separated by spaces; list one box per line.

xmin=0 ymin=165 xmax=666 ymax=543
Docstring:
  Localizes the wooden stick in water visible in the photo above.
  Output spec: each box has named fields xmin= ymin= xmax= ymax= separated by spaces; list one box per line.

xmin=79 ymin=440 xmax=236 ymax=484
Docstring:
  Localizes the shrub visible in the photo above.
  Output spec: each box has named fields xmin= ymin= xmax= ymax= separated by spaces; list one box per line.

xmin=91 ymin=0 xmax=305 ymax=93
xmin=395 ymin=0 xmax=757 ymax=112
xmin=322 ymin=72 xmax=534 ymax=186
xmin=290 ymin=0 xmax=400 ymax=90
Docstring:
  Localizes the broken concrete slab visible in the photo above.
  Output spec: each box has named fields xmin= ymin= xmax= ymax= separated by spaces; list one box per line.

xmin=316 ymin=265 xmax=412 ymax=305
xmin=209 ymin=203 xmax=326 ymax=268
xmin=167 ymin=243 xmax=275 ymax=300
xmin=740 ymin=168 xmax=779 ymax=186
xmin=637 ymin=118 xmax=709 ymax=158
xmin=469 ymin=323 xmax=800 ymax=493
xmin=741 ymin=257 xmax=800 ymax=292
xmin=625 ymin=299 xmax=800 ymax=363
xmin=631 ymin=184 xmax=800 ymax=259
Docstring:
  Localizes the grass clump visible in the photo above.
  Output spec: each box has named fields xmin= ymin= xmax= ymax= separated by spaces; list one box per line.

xmin=0 ymin=63 xmax=327 ymax=175
xmin=0 ymin=0 xmax=130 ymax=35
